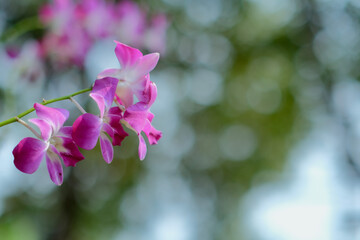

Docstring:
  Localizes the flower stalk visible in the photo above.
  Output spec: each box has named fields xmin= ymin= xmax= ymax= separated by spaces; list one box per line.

xmin=0 ymin=87 xmax=92 ymax=128
xmin=69 ymin=97 xmax=86 ymax=114
xmin=15 ymin=117 xmax=42 ymax=139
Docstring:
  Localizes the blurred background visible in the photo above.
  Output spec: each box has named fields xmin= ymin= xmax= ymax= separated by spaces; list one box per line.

xmin=0 ymin=0 xmax=360 ymax=239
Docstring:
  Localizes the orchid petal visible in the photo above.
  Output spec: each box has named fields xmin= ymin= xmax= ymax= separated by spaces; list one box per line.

xmin=100 ymin=132 xmax=113 ymax=164
xmin=138 ymin=134 xmax=147 ymax=160
xmin=72 ymin=113 xmax=102 ymax=150
xmin=102 ymin=123 xmax=115 ymax=139
xmin=146 ymin=82 xmax=158 ymax=107
xmin=108 ymin=106 xmax=123 ymax=116
xmin=147 ymin=111 xmax=155 ymax=122
xmin=115 ymin=84 xmax=134 ymax=109
xmin=107 ymin=115 xmax=128 ymax=146
xmin=56 ymin=136 xmax=84 ymax=167
xmin=90 ymin=94 xmax=107 ymax=118
xmin=114 ymin=41 xmax=143 ymax=69
xmin=97 ymin=68 xmax=122 ymax=79
xmin=58 ymin=126 xmax=72 ymax=138
xmin=134 ymin=53 xmax=159 ymax=77
xmin=46 ymin=145 xmax=64 ymax=185
xmin=28 ymin=118 xmax=52 ymax=141
xmin=13 ymin=137 xmax=47 ymax=174
xmin=135 ymin=81 xmax=158 ymax=108
xmin=132 ymin=74 xmax=150 ymax=102
xmin=123 ymin=105 xmax=149 ymax=133
xmin=143 ymin=122 xmax=162 ymax=145
xmin=34 ymin=103 xmax=69 ymax=133
xmin=90 ymin=77 xmax=119 ymax=117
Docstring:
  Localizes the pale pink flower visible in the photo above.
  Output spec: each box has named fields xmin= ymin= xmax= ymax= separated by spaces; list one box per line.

xmin=97 ymin=41 xmax=159 ymax=109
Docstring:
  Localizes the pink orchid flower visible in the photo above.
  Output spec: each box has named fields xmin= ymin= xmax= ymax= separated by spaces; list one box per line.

xmin=72 ymin=77 xmax=128 ymax=163
xmin=97 ymin=41 xmax=159 ymax=109
xmin=121 ymin=81 xmax=162 ymax=160
xmin=13 ymin=103 xmax=84 ymax=185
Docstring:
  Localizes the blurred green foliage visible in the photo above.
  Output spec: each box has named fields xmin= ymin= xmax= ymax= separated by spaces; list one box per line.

xmin=1 ymin=0 xmax=358 ymax=239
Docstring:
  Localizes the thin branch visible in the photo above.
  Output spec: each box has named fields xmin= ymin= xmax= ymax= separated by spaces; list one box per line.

xmin=0 ymin=87 xmax=92 ymax=128
xmin=69 ymin=97 xmax=86 ymax=114
xmin=16 ymin=117 xmax=42 ymax=139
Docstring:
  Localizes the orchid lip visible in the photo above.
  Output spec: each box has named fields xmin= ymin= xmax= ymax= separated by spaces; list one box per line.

xmin=50 ymin=136 xmax=61 ymax=146
xmin=102 ymin=116 xmax=110 ymax=124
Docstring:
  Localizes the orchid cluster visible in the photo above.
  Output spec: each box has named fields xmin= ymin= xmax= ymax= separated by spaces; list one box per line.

xmin=0 ymin=0 xmax=168 ymax=125
xmin=39 ymin=0 xmax=168 ymax=67
xmin=7 ymin=41 xmax=162 ymax=186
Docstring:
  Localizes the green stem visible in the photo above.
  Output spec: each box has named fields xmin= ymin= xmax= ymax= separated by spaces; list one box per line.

xmin=0 ymin=87 xmax=92 ymax=128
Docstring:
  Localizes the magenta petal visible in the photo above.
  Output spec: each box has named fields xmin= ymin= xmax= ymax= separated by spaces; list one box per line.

xmin=58 ymin=126 xmax=72 ymax=138
xmin=13 ymin=137 xmax=47 ymax=174
xmin=72 ymin=113 xmax=102 ymax=150
xmin=134 ymin=53 xmax=159 ymax=77
xmin=123 ymin=106 xmax=149 ymax=133
xmin=147 ymin=125 xmax=162 ymax=145
xmin=143 ymin=119 xmax=162 ymax=145
xmin=108 ymin=115 xmax=128 ymax=146
xmin=90 ymin=94 xmax=107 ymax=118
xmin=28 ymin=118 xmax=52 ymax=141
xmin=57 ymin=137 xmax=84 ymax=167
xmin=108 ymin=106 xmax=123 ymax=116
xmin=46 ymin=146 xmax=64 ymax=185
xmin=100 ymin=132 xmax=114 ymax=164
xmin=136 ymin=81 xmax=157 ymax=108
xmin=34 ymin=103 xmax=69 ymax=133
xmin=107 ymin=107 xmax=129 ymax=146
xmin=138 ymin=134 xmax=147 ymax=160
xmin=114 ymin=41 xmax=143 ymax=69
xmin=90 ymin=77 xmax=119 ymax=117
xmin=102 ymin=122 xmax=115 ymax=137
xmin=146 ymin=82 xmax=158 ymax=107
xmin=147 ymin=111 xmax=155 ymax=122
xmin=102 ymin=121 xmax=128 ymax=147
